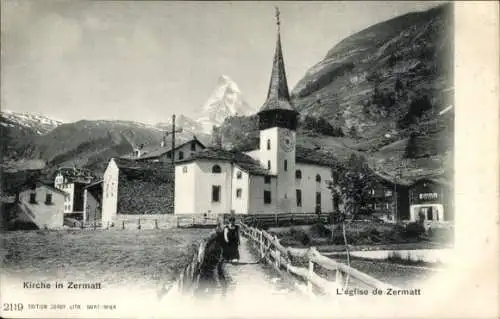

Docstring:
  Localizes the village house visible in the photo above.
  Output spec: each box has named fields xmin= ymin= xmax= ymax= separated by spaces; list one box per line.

xmin=409 ymin=176 xmax=452 ymax=223
xmin=369 ymin=170 xmax=452 ymax=224
xmin=54 ymin=167 xmax=94 ymax=217
xmin=369 ymin=171 xmax=412 ymax=223
xmin=14 ymin=182 xmax=67 ymax=229
xmin=120 ymin=136 xmax=205 ymax=162
xmin=101 ymin=158 xmax=174 ymax=227
xmin=83 ymin=180 xmax=103 ymax=225
xmin=174 ymin=14 xmax=336 ymax=216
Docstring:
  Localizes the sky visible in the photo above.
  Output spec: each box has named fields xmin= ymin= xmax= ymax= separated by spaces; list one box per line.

xmin=1 ymin=0 xmax=444 ymax=125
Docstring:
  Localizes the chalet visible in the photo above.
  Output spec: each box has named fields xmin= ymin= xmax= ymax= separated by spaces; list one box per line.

xmin=14 ymin=182 xmax=67 ymax=229
xmin=174 ymin=11 xmax=336 ymax=216
xmin=83 ymin=180 xmax=103 ymax=225
xmin=101 ymin=158 xmax=174 ymax=227
xmin=120 ymin=136 xmax=206 ymax=162
xmin=369 ymin=171 xmax=412 ymax=223
xmin=409 ymin=176 xmax=452 ymax=223
xmin=54 ymin=167 xmax=94 ymax=216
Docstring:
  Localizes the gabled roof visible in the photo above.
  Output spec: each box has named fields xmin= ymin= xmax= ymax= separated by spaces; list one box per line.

xmin=84 ymin=180 xmax=103 ymax=189
xmin=113 ymin=158 xmax=173 ymax=183
xmin=56 ymin=167 xmax=95 ymax=184
xmin=295 ymin=146 xmax=339 ymax=167
xmin=177 ymin=148 xmax=273 ymax=176
xmin=258 ymin=9 xmax=297 ymax=114
xmin=18 ymin=182 xmax=68 ymax=196
xmin=120 ymin=137 xmax=205 ymax=161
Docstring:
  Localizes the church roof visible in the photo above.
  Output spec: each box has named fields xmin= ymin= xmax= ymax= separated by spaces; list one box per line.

xmin=295 ymin=147 xmax=339 ymax=167
xmin=258 ymin=8 xmax=297 ymax=114
xmin=177 ymin=148 xmax=273 ymax=176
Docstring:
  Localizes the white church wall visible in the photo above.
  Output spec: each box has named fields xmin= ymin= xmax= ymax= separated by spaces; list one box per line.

xmin=174 ymin=162 xmax=197 ymax=214
xmin=193 ymin=161 xmax=233 ymax=215
xmin=248 ymin=175 xmax=278 ymax=214
xmin=102 ymin=159 xmax=119 ymax=227
xmin=231 ymin=166 xmax=250 ymax=214
xmin=258 ymin=127 xmax=279 ymax=174
xmin=295 ymin=163 xmax=334 ymax=214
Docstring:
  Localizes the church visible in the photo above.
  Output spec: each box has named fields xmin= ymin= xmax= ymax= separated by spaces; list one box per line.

xmin=174 ymin=9 xmax=336 ymax=216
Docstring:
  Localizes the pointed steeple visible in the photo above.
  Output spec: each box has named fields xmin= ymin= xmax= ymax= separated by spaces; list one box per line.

xmin=259 ymin=7 xmax=296 ymax=113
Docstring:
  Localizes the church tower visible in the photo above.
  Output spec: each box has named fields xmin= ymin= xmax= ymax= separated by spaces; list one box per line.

xmin=258 ymin=7 xmax=299 ymax=213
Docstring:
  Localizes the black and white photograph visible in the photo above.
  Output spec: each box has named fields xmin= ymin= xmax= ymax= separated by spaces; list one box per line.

xmin=0 ymin=1 xmax=498 ymax=318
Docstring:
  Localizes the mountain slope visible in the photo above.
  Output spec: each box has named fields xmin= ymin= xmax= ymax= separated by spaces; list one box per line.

xmin=291 ymin=3 xmax=453 ymax=140
xmin=196 ymin=75 xmax=254 ymax=133
xmin=1 ymin=111 xmax=63 ymax=163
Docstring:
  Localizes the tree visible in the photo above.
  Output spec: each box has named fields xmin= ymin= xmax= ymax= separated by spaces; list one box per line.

xmin=329 ymin=154 xmax=376 ymax=220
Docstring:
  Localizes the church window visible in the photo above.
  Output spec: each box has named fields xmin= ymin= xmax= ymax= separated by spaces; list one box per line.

xmin=264 ymin=190 xmax=271 ymax=204
xmin=212 ymin=185 xmax=221 ymax=202
xmin=236 ymin=171 xmax=242 ymax=179
xmin=178 ymin=151 xmax=184 ymax=160
xmin=267 ymin=161 xmax=271 ymax=170
xmin=264 ymin=176 xmax=271 ymax=184
xmin=236 ymin=188 xmax=242 ymax=198
xmin=212 ymin=165 xmax=222 ymax=173
xmin=284 ymin=160 xmax=288 ymax=171
xmin=295 ymin=170 xmax=302 ymax=179
xmin=183 ymin=166 xmax=188 ymax=173
xmin=267 ymin=139 xmax=271 ymax=150
xmin=315 ymin=192 xmax=321 ymax=213
xmin=316 ymin=174 xmax=321 ymax=183
xmin=296 ymin=189 xmax=302 ymax=207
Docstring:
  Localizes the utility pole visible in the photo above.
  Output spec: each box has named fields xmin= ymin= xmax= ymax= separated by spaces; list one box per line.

xmin=163 ymin=114 xmax=183 ymax=167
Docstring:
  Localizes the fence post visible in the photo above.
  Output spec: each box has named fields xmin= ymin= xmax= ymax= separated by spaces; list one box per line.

xmin=260 ymin=232 xmax=264 ymax=257
xmin=155 ymin=219 xmax=159 ymax=230
xmin=138 ymin=218 xmax=141 ymax=230
xmin=275 ymin=213 xmax=278 ymax=226
xmin=335 ymin=268 xmax=344 ymax=289
xmin=307 ymin=256 xmax=314 ymax=295
xmin=177 ymin=217 xmax=180 ymax=228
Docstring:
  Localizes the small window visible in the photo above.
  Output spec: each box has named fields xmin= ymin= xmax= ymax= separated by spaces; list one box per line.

xmin=316 ymin=174 xmax=321 ymax=183
xmin=183 ymin=166 xmax=188 ymax=173
xmin=212 ymin=165 xmax=221 ymax=173
xmin=191 ymin=141 xmax=196 ymax=151
xmin=267 ymin=139 xmax=271 ymax=150
xmin=236 ymin=171 xmax=242 ymax=179
xmin=296 ymin=189 xmax=302 ymax=207
xmin=236 ymin=188 xmax=242 ymax=198
xmin=264 ymin=176 xmax=271 ymax=184
xmin=212 ymin=185 xmax=221 ymax=202
xmin=29 ymin=192 xmax=37 ymax=204
xmin=45 ymin=193 xmax=53 ymax=205
xmin=264 ymin=190 xmax=271 ymax=204
xmin=267 ymin=160 xmax=271 ymax=170
xmin=385 ymin=190 xmax=393 ymax=197
xmin=295 ymin=170 xmax=302 ymax=179
xmin=284 ymin=160 xmax=288 ymax=171
xmin=178 ymin=151 xmax=184 ymax=160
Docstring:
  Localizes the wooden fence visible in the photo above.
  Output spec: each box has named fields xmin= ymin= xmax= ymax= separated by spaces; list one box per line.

xmin=239 ymin=222 xmax=397 ymax=296
xmin=224 ymin=212 xmax=332 ymax=228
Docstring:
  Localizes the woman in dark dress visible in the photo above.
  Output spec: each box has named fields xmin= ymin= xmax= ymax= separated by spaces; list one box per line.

xmin=222 ymin=217 xmax=240 ymax=262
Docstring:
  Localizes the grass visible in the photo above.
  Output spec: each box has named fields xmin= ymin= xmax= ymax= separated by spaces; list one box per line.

xmin=0 ymin=228 xmax=211 ymax=291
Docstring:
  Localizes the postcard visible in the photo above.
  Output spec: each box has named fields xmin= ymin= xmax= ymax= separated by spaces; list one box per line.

xmin=1 ymin=1 xmax=498 ymax=318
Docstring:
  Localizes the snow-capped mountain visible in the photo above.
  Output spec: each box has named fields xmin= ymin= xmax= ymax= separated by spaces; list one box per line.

xmin=155 ymin=114 xmax=204 ymax=135
xmin=196 ymin=75 xmax=254 ymax=133
xmin=1 ymin=110 xmax=63 ymax=135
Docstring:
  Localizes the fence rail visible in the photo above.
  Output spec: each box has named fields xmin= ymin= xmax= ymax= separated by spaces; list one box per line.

xmin=239 ymin=222 xmax=397 ymax=296
xmin=224 ymin=213 xmax=332 ymax=228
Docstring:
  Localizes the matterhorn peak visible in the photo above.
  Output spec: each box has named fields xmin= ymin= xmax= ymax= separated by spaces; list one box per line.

xmin=195 ymin=75 xmax=254 ymax=134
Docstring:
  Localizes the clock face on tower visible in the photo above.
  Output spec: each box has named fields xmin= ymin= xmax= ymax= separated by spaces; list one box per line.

xmin=280 ymin=130 xmax=294 ymax=153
